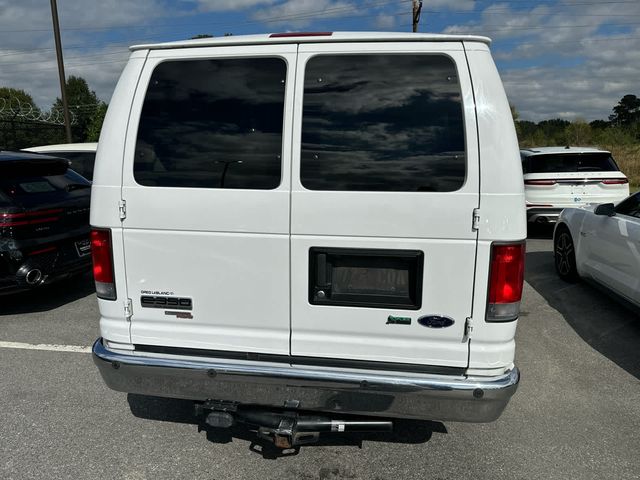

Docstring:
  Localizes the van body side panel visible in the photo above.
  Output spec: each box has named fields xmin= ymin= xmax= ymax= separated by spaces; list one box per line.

xmin=289 ymin=43 xmax=479 ymax=367
xmin=120 ymin=45 xmax=297 ymax=354
xmin=91 ymin=52 xmax=148 ymax=344
xmin=464 ymin=44 xmax=526 ymax=371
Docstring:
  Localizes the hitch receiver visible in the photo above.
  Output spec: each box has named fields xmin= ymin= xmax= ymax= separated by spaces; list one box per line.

xmin=197 ymin=402 xmax=393 ymax=449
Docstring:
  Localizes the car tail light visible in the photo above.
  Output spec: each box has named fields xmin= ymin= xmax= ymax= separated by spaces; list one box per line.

xmin=524 ymin=179 xmax=557 ymax=186
xmin=0 ymin=208 xmax=63 ymax=227
xmin=487 ymin=243 xmax=525 ymax=322
xmin=91 ymin=228 xmax=116 ymax=300
xmin=601 ymin=178 xmax=628 ymax=185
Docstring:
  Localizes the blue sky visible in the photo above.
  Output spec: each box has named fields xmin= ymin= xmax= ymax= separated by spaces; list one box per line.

xmin=1 ymin=0 xmax=639 ymax=121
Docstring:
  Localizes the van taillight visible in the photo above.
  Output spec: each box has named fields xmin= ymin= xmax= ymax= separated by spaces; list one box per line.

xmin=91 ymin=228 xmax=116 ymax=300
xmin=487 ymin=243 xmax=525 ymax=322
xmin=601 ymin=178 xmax=628 ymax=185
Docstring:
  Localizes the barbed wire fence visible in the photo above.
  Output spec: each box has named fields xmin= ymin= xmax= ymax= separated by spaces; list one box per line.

xmin=0 ymin=96 xmax=77 ymax=125
xmin=0 ymin=96 xmax=105 ymax=150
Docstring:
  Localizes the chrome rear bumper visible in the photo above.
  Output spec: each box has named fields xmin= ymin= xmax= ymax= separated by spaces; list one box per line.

xmin=92 ymin=338 xmax=519 ymax=423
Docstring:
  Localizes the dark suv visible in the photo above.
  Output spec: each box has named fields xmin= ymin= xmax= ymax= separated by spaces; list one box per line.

xmin=0 ymin=151 xmax=92 ymax=294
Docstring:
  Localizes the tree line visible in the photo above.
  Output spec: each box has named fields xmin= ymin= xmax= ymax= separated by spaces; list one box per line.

xmin=514 ymin=94 xmax=640 ymax=148
xmin=0 ymin=75 xmax=107 ymax=150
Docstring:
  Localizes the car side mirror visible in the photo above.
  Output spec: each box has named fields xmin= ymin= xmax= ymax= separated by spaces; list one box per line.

xmin=594 ymin=203 xmax=616 ymax=217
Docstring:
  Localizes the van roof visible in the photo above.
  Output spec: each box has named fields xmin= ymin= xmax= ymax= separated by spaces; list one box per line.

xmin=520 ymin=146 xmax=610 ymax=157
xmin=130 ymin=31 xmax=491 ymax=51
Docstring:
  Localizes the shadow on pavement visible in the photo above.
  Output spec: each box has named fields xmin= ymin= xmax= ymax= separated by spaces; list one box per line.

xmin=0 ymin=271 xmax=94 ymax=316
xmin=525 ymin=250 xmax=640 ymax=380
xmin=127 ymin=394 xmax=447 ymax=458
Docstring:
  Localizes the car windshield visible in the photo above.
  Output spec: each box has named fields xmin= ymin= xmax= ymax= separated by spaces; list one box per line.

xmin=523 ymin=152 xmax=620 ymax=174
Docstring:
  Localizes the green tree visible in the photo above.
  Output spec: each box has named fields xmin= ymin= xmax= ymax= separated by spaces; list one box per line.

xmin=52 ymin=75 xmax=102 ymax=142
xmin=564 ymin=119 xmax=592 ymax=146
xmin=589 ymin=119 xmax=610 ymax=130
xmin=510 ymin=104 xmax=522 ymax=138
xmin=85 ymin=102 xmax=108 ymax=142
xmin=609 ymin=94 xmax=640 ymax=126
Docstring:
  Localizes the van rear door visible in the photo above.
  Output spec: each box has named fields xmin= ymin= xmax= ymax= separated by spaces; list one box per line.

xmin=289 ymin=42 xmax=479 ymax=368
xmin=121 ymin=45 xmax=296 ymax=355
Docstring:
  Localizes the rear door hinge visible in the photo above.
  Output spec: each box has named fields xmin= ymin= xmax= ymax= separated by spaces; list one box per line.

xmin=472 ymin=208 xmax=480 ymax=231
xmin=118 ymin=199 xmax=127 ymax=221
xmin=462 ymin=317 xmax=473 ymax=342
xmin=124 ymin=298 xmax=133 ymax=321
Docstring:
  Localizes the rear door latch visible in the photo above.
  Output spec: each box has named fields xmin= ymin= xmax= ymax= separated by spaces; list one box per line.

xmin=118 ymin=200 xmax=127 ymax=221
xmin=472 ymin=208 xmax=480 ymax=231
xmin=462 ymin=317 xmax=473 ymax=342
xmin=124 ymin=298 xmax=133 ymax=321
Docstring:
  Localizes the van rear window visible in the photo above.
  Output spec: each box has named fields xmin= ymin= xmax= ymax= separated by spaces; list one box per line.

xmin=522 ymin=153 xmax=620 ymax=174
xmin=300 ymin=54 xmax=466 ymax=192
xmin=134 ymin=57 xmax=286 ymax=189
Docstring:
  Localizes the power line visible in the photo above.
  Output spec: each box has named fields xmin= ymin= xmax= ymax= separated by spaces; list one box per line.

xmin=446 ymin=21 xmax=640 ymax=32
xmin=0 ymin=0 xmax=412 ymax=34
xmin=0 ymin=0 xmax=638 ymax=37
xmin=2 ymin=14 xmax=640 ymax=70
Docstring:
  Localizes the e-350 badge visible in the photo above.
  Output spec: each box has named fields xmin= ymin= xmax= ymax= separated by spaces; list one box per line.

xmin=140 ymin=295 xmax=194 ymax=318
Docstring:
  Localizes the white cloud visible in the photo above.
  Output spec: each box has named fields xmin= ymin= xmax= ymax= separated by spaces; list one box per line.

xmin=374 ymin=13 xmax=396 ymax=29
xmin=0 ymin=46 xmax=130 ymax=108
xmin=1 ymin=0 xmax=639 ymax=121
xmin=443 ymin=1 xmax=640 ymax=120
xmin=0 ymin=0 xmax=169 ymax=107
xmin=191 ymin=0 xmax=277 ymax=12
xmin=252 ymin=0 xmax=355 ymax=28
xmin=427 ymin=0 xmax=475 ymax=12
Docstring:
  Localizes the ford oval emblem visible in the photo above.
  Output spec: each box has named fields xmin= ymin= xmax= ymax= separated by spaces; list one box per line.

xmin=418 ymin=315 xmax=455 ymax=329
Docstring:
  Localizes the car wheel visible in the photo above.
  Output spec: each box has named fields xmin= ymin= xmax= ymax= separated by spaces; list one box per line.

xmin=554 ymin=226 xmax=578 ymax=282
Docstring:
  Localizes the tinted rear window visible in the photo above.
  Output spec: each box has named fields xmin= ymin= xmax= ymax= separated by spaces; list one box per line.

xmin=134 ymin=57 xmax=286 ymax=189
xmin=300 ymin=54 xmax=466 ymax=192
xmin=0 ymin=169 xmax=90 ymax=199
xmin=54 ymin=152 xmax=96 ymax=180
xmin=522 ymin=153 xmax=619 ymax=174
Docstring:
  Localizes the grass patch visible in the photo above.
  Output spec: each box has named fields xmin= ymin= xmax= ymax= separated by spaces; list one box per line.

xmin=604 ymin=144 xmax=640 ymax=192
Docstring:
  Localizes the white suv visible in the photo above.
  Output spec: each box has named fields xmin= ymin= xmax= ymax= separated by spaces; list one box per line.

xmin=22 ymin=143 xmax=98 ymax=181
xmin=521 ymin=147 xmax=629 ymax=224
xmin=90 ymin=32 xmax=525 ymax=447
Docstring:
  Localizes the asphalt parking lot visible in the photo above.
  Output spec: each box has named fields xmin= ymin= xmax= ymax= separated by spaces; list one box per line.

xmin=1 ymin=233 xmax=639 ymax=480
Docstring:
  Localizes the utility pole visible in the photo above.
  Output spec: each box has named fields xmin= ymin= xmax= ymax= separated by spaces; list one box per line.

xmin=50 ymin=0 xmax=72 ymax=143
xmin=412 ymin=0 xmax=423 ymax=33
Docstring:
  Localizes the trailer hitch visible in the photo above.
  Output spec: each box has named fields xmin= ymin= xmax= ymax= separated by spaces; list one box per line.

xmin=256 ymin=416 xmax=321 ymax=449
xmin=197 ymin=402 xmax=393 ymax=449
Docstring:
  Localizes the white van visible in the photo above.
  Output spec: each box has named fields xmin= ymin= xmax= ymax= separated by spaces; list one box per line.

xmin=91 ymin=32 xmax=525 ymax=447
